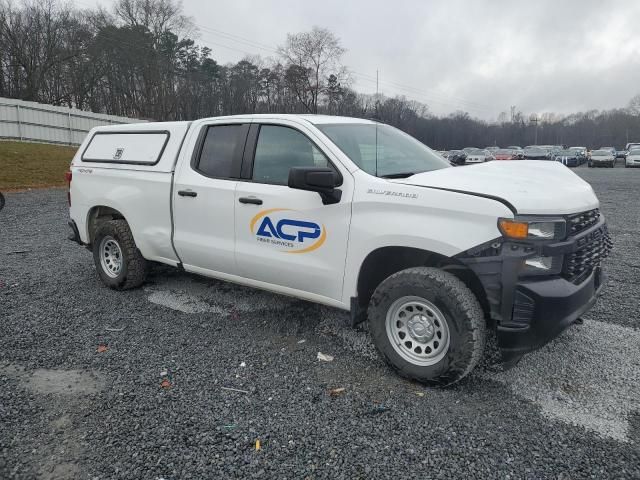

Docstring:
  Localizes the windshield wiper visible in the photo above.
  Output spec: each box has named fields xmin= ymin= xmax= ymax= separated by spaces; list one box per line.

xmin=380 ymin=171 xmax=422 ymax=179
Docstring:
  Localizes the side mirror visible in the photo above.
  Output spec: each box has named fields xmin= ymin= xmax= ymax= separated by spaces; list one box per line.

xmin=288 ymin=167 xmax=342 ymax=205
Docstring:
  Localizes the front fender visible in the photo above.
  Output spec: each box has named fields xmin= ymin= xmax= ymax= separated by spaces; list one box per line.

xmin=342 ymin=181 xmax=512 ymax=302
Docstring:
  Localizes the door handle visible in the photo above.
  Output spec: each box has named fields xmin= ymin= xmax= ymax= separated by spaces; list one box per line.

xmin=178 ymin=190 xmax=197 ymax=197
xmin=238 ymin=197 xmax=263 ymax=205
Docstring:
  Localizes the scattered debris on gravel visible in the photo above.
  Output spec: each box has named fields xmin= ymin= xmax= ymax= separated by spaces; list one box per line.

xmin=1 ymin=166 xmax=639 ymax=479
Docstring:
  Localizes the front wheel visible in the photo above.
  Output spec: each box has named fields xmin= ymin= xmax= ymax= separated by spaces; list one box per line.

xmin=92 ymin=219 xmax=147 ymax=290
xmin=368 ymin=267 xmax=486 ymax=386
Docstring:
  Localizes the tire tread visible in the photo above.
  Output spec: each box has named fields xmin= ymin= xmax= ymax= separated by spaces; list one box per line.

xmin=368 ymin=267 xmax=486 ymax=386
xmin=93 ymin=219 xmax=147 ymax=290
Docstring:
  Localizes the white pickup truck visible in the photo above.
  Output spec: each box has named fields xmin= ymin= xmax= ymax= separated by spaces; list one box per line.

xmin=67 ymin=114 xmax=612 ymax=385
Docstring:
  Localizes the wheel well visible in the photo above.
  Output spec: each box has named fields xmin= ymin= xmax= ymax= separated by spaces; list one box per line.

xmin=356 ymin=246 xmax=490 ymax=320
xmin=87 ymin=206 xmax=126 ymax=245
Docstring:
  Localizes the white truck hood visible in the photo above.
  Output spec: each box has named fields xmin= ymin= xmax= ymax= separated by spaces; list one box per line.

xmin=391 ymin=160 xmax=598 ymax=215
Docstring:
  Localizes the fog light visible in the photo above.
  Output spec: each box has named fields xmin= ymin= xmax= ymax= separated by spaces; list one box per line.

xmin=521 ymin=255 xmax=563 ymax=276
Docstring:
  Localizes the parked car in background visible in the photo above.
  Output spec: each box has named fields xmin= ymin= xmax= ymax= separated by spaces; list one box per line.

xmin=462 ymin=147 xmax=479 ymax=156
xmin=616 ymin=150 xmax=627 ymax=159
xmin=524 ymin=147 xmax=550 ymax=160
xmin=600 ymin=147 xmax=616 ymax=156
xmin=567 ymin=147 xmax=587 ymax=165
xmin=537 ymin=145 xmax=556 ymax=154
xmin=465 ymin=148 xmax=494 ymax=164
xmin=486 ymin=146 xmax=500 ymax=154
xmin=505 ymin=146 xmax=524 ymax=158
xmin=447 ymin=150 xmax=467 ymax=166
xmin=625 ymin=148 xmax=640 ymax=168
xmin=589 ymin=150 xmax=615 ymax=168
xmin=625 ymin=142 xmax=640 ymax=151
xmin=569 ymin=146 xmax=587 ymax=154
xmin=553 ymin=149 xmax=581 ymax=167
xmin=494 ymin=149 xmax=518 ymax=160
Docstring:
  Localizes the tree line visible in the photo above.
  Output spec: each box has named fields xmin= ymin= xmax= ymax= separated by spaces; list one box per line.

xmin=1 ymin=0 xmax=640 ymax=150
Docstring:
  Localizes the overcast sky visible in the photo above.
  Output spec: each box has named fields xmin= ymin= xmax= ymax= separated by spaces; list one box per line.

xmin=81 ymin=0 xmax=640 ymax=119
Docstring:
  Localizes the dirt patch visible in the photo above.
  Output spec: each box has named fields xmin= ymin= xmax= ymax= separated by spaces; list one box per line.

xmin=1 ymin=365 xmax=105 ymax=395
xmin=27 ymin=369 xmax=105 ymax=395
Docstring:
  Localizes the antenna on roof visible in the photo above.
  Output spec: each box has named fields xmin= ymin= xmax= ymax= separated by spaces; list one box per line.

xmin=375 ymin=69 xmax=379 ymax=177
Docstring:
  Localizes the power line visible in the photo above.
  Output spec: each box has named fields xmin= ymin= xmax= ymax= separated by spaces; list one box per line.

xmin=192 ymin=23 xmax=494 ymax=113
xmin=72 ymin=0 xmax=494 ymax=115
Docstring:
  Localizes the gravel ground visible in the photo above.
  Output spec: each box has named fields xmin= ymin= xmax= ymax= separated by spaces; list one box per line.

xmin=1 ymin=165 xmax=639 ymax=479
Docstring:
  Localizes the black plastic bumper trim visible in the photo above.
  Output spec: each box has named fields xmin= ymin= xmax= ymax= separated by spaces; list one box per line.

xmin=498 ymin=267 xmax=604 ymax=360
xmin=68 ymin=220 xmax=82 ymax=245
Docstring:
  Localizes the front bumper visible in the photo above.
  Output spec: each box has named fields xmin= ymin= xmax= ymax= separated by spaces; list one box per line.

xmin=457 ymin=214 xmax=611 ymax=361
xmin=497 ymin=267 xmax=604 ymax=359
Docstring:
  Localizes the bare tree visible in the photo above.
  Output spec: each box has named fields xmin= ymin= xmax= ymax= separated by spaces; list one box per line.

xmin=278 ymin=26 xmax=346 ymax=113
xmin=0 ymin=0 xmax=84 ymax=102
xmin=113 ymin=0 xmax=192 ymax=39
xmin=627 ymin=94 xmax=640 ymax=116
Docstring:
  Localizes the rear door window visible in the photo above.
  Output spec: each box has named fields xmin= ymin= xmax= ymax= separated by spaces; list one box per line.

xmin=196 ymin=125 xmax=248 ymax=178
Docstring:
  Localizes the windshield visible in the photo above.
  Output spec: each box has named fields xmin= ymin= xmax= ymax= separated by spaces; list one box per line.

xmin=317 ymin=123 xmax=449 ymax=178
xmin=557 ymin=150 xmax=574 ymax=155
xmin=495 ymin=149 xmax=513 ymax=155
xmin=592 ymin=150 xmax=609 ymax=156
xmin=469 ymin=149 xmax=488 ymax=155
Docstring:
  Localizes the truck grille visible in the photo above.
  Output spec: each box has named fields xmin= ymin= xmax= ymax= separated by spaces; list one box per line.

xmin=563 ymin=224 xmax=613 ymax=284
xmin=567 ymin=209 xmax=600 ymax=236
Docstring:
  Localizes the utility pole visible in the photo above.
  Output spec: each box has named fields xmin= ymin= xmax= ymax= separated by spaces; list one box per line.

xmin=530 ymin=114 xmax=539 ymax=145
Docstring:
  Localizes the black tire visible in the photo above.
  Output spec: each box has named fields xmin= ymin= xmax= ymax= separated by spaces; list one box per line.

xmin=368 ymin=267 xmax=486 ymax=387
xmin=92 ymin=219 xmax=147 ymax=290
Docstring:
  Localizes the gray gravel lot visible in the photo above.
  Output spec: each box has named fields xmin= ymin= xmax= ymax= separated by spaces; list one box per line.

xmin=1 ymin=165 xmax=639 ymax=479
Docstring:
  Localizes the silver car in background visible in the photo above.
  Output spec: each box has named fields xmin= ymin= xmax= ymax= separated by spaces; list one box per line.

xmin=589 ymin=149 xmax=616 ymax=168
xmin=464 ymin=148 xmax=494 ymax=164
xmin=626 ymin=148 xmax=640 ymax=168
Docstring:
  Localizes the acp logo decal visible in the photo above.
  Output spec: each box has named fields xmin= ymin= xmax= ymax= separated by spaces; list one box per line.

xmin=250 ymin=209 xmax=327 ymax=254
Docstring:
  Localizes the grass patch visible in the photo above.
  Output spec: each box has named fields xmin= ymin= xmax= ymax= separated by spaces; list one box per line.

xmin=0 ymin=141 xmax=77 ymax=190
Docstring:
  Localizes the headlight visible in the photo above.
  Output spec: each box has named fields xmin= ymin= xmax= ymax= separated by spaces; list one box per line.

xmin=521 ymin=255 xmax=563 ymax=276
xmin=498 ymin=218 xmax=566 ymax=241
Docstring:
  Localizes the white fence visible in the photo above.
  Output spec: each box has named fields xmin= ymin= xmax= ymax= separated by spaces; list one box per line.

xmin=0 ymin=97 xmax=144 ymax=146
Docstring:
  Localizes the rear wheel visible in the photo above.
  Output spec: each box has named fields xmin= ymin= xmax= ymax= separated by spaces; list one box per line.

xmin=368 ymin=267 xmax=486 ymax=386
xmin=92 ymin=219 xmax=147 ymax=290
